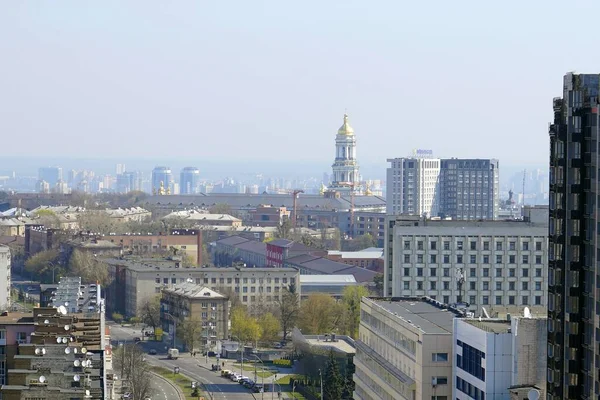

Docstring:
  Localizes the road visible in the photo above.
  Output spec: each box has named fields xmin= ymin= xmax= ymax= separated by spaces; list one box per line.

xmin=151 ymin=372 xmax=181 ymax=400
xmin=109 ymin=322 xmax=256 ymax=400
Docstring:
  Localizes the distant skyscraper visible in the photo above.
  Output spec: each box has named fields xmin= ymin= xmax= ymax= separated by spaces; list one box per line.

xmin=439 ymin=158 xmax=499 ymax=220
xmin=38 ymin=166 xmax=62 ymax=187
xmin=329 ymin=114 xmax=361 ymax=194
xmin=386 ymin=156 xmax=440 ymax=216
xmin=547 ymin=72 xmax=599 ymax=399
xmin=116 ymin=163 xmax=126 ymax=175
xmin=116 ymin=171 xmax=143 ymax=193
xmin=180 ymin=167 xmax=200 ymax=194
xmin=151 ymin=166 xmax=173 ymax=194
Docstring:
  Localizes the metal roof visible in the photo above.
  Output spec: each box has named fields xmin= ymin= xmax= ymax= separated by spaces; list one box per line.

xmin=300 ymin=275 xmax=357 ymax=284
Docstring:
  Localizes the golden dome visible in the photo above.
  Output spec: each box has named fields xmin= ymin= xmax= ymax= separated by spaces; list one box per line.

xmin=337 ymin=113 xmax=354 ymax=135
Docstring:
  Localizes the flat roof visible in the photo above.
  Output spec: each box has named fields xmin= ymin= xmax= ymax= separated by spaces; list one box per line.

xmin=300 ymin=275 xmax=357 ymax=284
xmin=102 ymin=258 xmax=297 ymax=273
xmin=327 ymin=249 xmax=383 ymax=259
xmin=0 ymin=313 xmax=34 ymax=325
xmin=368 ymin=297 xmax=462 ymax=334
xmin=463 ymin=319 xmax=511 ymax=334
xmin=305 ymin=337 xmax=356 ymax=354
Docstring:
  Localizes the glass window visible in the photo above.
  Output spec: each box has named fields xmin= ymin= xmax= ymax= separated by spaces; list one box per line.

xmin=483 ymin=242 xmax=490 ymax=251
xmin=496 ymin=242 xmax=502 ymax=251
xmin=496 ymin=255 xmax=502 ymax=264
xmin=523 ymin=242 xmax=529 ymax=251
xmin=430 ymin=241 xmax=437 ymax=250
xmin=404 ymin=254 xmax=410 ymax=263
xmin=495 ymin=268 xmax=502 ymax=277
xmin=509 ymin=242 xmax=516 ymax=251
xmin=404 ymin=268 xmax=410 ymax=276
xmin=457 ymin=255 xmax=463 ymax=264
xmin=470 ymin=241 xmax=477 ymax=250
xmin=417 ymin=268 xmax=423 ymax=277
xmin=403 ymin=281 xmax=410 ymax=290
xmin=470 ymin=255 xmax=476 ymax=264
xmin=432 ymin=353 xmax=448 ymax=362
xmin=495 ymin=296 xmax=502 ymax=305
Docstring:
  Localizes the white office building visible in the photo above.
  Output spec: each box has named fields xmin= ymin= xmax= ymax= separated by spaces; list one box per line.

xmin=0 ymin=246 xmax=10 ymax=310
xmin=384 ymin=211 xmax=548 ymax=313
xmin=386 ymin=157 xmax=440 ymax=217
xmin=453 ymin=316 xmax=546 ymax=400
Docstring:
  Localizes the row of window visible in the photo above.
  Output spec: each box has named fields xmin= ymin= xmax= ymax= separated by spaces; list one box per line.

xmin=456 ymin=340 xmax=485 ymax=381
xmin=403 ymin=280 xmax=544 ymax=292
xmin=154 ymin=276 xmax=294 ymax=285
xmin=403 ymin=240 xmax=543 ymax=251
xmin=423 ymin=294 xmax=543 ymax=306
xmin=456 ymin=376 xmax=485 ymax=400
xmin=402 ymin=266 xmax=544 ymax=278
xmin=403 ymin=254 xmax=543 ymax=265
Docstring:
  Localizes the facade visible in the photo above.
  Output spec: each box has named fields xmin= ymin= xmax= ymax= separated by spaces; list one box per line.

xmin=354 ymin=297 xmax=461 ymax=400
xmin=439 ymin=158 xmax=499 ymax=220
xmin=329 ymin=114 xmax=361 ymax=195
xmin=247 ymin=205 xmax=290 ymax=227
xmin=160 ymin=284 xmax=229 ymax=352
xmin=163 ymin=210 xmax=242 ymax=227
xmin=547 ymin=72 xmax=599 ymax=399
xmin=0 ymin=313 xmax=35 ymax=391
xmin=386 ymin=157 xmax=441 ymax=217
xmin=151 ymin=166 xmax=173 ymax=195
xmin=384 ymin=215 xmax=548 ymax=312
xmin=453 ymin=317 xmax=546 ymax=400
xmin=180 ymin=167 xmax=201 ymax=195
xmin=38 ymin=167 xmax=62 ymax=187
xmin=103 ymin=256 xmax=299 ymax=317
xmin=0 ymin=246 xmax=10 ymax=311
xmin=299 ymin=275 xmax=358 ymax=299
xmin=327 ymin=248 xmax=384 ymax=272
xmin=115 ymin=171 xmax=142 ymax=194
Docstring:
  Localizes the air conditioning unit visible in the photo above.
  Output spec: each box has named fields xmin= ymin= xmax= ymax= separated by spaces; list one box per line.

xmin=432 ymin=377 xmax=437 ymax=386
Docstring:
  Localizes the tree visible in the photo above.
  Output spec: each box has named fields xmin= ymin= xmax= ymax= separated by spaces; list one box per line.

xmin=32 ymin=209 xmax=61 ymax=229
xmin=180 ymin=317 xmax=203 ymax=354
xmin=230 ymin=306 xmax=262 ymax=346
xmin=372 ymin=274 xmax=384 ymax=297
xmin=216 ymin=286 xmax=242 ymax=309
xmin=323 ymin=349 xmax=343 ymax=400
xmin=343 ymin=233 xmax=377 ymax=251
xmin=259 ymin=312 xmax=281 ymax=343
xmin=298 ymin=293 xmax=340 ymax=335
xmin=68 ymin=249 xmax=112 ymax=285
xmin=275 ymin=219 xmax=292 ymax=239
xmin=340 ymin=286 xmax=369 ymax=339
xmin=209 ymin=203 xmax=232 ymax=214
xmin=77 ymin=210 xmax=124 ymax=234
xmin=138 ymin=295 xmax=161 ymax=332
xmin=24 ymin=249 xmax=61 ymax=283
xmin=113 ymin=343 xmax=154 ymax=400
xmin=276 ymin=288 xmax=300 ymax=341
xmin=112 ymin=312 xmax=124 ymax=324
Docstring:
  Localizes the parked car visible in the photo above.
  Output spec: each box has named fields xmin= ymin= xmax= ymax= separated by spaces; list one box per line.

xmin=221 ymin=369 xmax=231 ymax=377
xmin=134 ymin=337 xmax=141 ymax=342
xmin=253 ymin=385 xmax=264 ymax=393
xmin=230 ymin=374 xmax=241 ymax=382
xmin=148 ymin=349 xmax=157 ymax=355
xmin=238 ymin=376 xmax=250 ymax=384
xmin=244 ymin=380 xmax=255 ymax=389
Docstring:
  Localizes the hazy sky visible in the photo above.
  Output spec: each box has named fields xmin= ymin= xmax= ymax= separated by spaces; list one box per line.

xmin=2 ymin=1 xmax=599 ymax=167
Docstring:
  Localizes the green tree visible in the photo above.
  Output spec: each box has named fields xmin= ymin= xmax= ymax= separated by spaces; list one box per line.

xmin=372 ymin=274 xmax=384 ymax=296
xmin=323 ymin=349 xmax=343 ymax=400
xmin=32 ymin=209 xmax=61 ymax=229
xmin=180 ymin=317 xmax=203 ymax=354
xmin=275 ymin=219 xmax=293 ymax=239
xmin=77 ymin=210 xmax=124 ymax=234
xmin=276 ymin=288 xmax=300 ymax=341
xmin=112 ymin=312 xmax=124 ymax=324
xmin=344 ymin=233 xmax=377 ymax=251
xmin=298 ymin=293 xmax=340 ymax=335
xmin=138 ymin=295 xmax=161 ymax=332
xmin=68 ymin=249 xmax=112 ymax=285
xmin=259 ymin=312 xmax=281 ymax=343
xmin=230 ymin=306 xmax=262 ymax=346
xmin=24 ymin=249 xmax=61 ymax=283
xmin=341 ymin=286 xmax=369 ymax=339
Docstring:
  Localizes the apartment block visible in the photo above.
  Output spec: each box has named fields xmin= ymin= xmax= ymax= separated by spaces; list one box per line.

xmin=0 ymin=246 xmax=10 ymax=311
xmin=354 ymin=297 xmax=461 ymax=400
xmin=104 ymin=257 xmax=299 ymax=317
xmin=386 ymin=157 xmax=441 ymax=217
xmin=160 ymin=284 xmax=229 ymax=352
xmin=453 ymin=316 xmax=546 ymax=400
xmin=0 ymin=313 xmax=35 ymax=390
xmin=384 ymin=213 xmax=548 ymax=313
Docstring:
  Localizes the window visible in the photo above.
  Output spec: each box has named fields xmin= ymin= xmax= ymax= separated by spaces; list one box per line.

xmin=469 ymin=295 xmax=476 ymax=305
xmin=403 ymin=281 xmax=410 ymax=290
xmin=283 ymin=278 xmax=288 ymax=283
xmin=535 ymin=282 xmax=542 ymax=291
xmin=404 ymin=268 xmax=410 ymax=276
xmin=155 ymin=278 xmax=160 ymax=283
xmin=430 ymin=281 xmax=436 ymax=290
xmin=469 ymin=268 xmax=476 ymax=277
xmin=509 ymin=268 xmax=515 ymax=277
xmin=457 ymin=241 xmax=463 ymax=250
xmin=430 ymin=241 xmax=437 ymax=250
xmin=243 ymin=295 xmax=248 ymax=302
xmin=227 ymin=278 xmax=232 ymax=284
xmin=417 ymin=282 xmax=423 ymax=290
xmin=482 ymin=296 xmax=489 ymax=305
xmin=496 ymin=255 xmax=503 ymax=264
xmin=495 ymin=296 xmax=502 ymax=305
xmin=496 ymin=242 xmax=502 ymax=251
xmin=456 ymin=343 xmax=485 ymax=381
xmin=483 ymin=242 xmax=490 ymax=251
xmin=171 ymin=278 xmax=177 ymax=284
xmin=443 ymin=255 xmax=450 ymax=264
xmin=430 ymin=254 xmax=437 ymax=263
xmin=509 ymin=296 xmax=515 ymax=305
xmin=164 ymin=278 xmax=169 ymax=284
xmin=457 ymin=255 xmax=463 ymax=264
xmin=522 ymin=255 xmax=529 ymax=264
xmin=432 ymin=353 xmax=448 ymax=362
xmin=417 ymin=268 xmax=423 ymax=277
xmin=482 ymin=268 xmax=489 ymax=277
xmin=443 ymin=281 xmax=450 ymax=290
xmin=495 ymin=268 xmax=502 ymax=277
xmin=219 ymin=278 xmax=225 ymax=284
xmin=536 ymin=255 xmax=542 ymax=264
xmin=417 ymin=241 xmax=424 ymax=250
xmin=509 ymin=241 xmax=516 ymax=251
xmin=155 ymin=287 xmax=161 ymax=293
xmin=469 ymin=282 xmax=476 ymax=290
xmin=535 ymin=296 xmax=542 ymax=305
xmin=417 ymin=254 xmax=424 ymax=263
xmin=443 ymin=295 xmax=450 ymax=304
xmin=535 ymin=242 xmax=542 ymax=251
xmin=536 ymin=268 xmax=542 ymax=277
xmin=470 ymin=255 xmax=476 ymax=264
xmin=443 ymin=268 xmax=450 ymax=277
xmin=211 ymin=278 xmax=217 ymax=284
xmin=251 ymin=278 xmax=256 ymax=283
xmin=522 ymin=268 xmax=529 ymax=277
xmin=509 ymin=282 xmax=515 ymax=290
xmin=430 ymin=268 xmax=437 ymax=277
xmin=404 ymin=254 xmax=410 ymax=263
xmin=483 ymin=255 xmax=489 ymax=264
xmin=443 ymin=241 xmax=450 ymax=250
xmin=243 ymin=287 xmax=248 ymax=293
xmin=433 ymin=377 xmax=448 ymax=385
xmin=470 ymin=241 xmax=477 ymax=250
xmin=523 ymin=242 xmax=529 ymax=251
xmin=509 ymin=255 xmax=516 ymax=264
xmin=496 ymin=282 xmax=502 ymax=290
xmin=522 ymin=296 xmax=529 ymax=305
xmin=522 ymin=282 xmax=529 ymax=290
xmin=483 ymin=282 xmax=489 ymax=290
xmin=404 ymin=241 xmax=410 ymax=250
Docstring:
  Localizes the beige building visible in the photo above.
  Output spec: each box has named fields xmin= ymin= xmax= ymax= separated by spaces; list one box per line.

xmin=161 ymin=284 xmax=229 ymax=352
xmin=354 ymin=296 xmax=462 ymax=400
xmin=163 ymin=210 xmax=243 ymax=227
xmin=104 ymin=257 xmax=299 ymax=317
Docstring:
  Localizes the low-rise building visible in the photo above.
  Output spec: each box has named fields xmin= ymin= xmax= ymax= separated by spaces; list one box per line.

xmin=354 ymin=296 xmax=464 ymax=400
xmin=299 ymin=275 xmax=358 ymax=300
xmin=103 ymin=256 xmax=299 ymax=317
xmin=453 ymin=315 xmax=546 ymax=400
xmin=248 ymin=205 xmax=290 ymax=227
xmin=161 ymin=284 xmax=229 ymax=353
xmin=327 ymin=247 xmax=384 ymax=272
xmin=163 ymin=210 xmax=243 ymax=227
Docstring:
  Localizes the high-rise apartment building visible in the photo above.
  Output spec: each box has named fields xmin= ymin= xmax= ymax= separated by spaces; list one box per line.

xmin=151 ymin=166 xmax=172 ymax=194
xmin=439 ymin=158 xmax=499 ymax=220
xmin=547 ymin=72 xmax=599 ymax=399
xmin=116 ymin=171 xmax=143 ymax=193
xmin=386 ymin=157 xmax=499 ymax=220
xmin=386 ymin=157 xmax=440 ymax=216
xmin=180 ymin=167 xmax=200 ymax=194
xmin=0 ymin=246 xmax=11 ymax=311
xmin=38 ymin=167 xmax=62 ymax=187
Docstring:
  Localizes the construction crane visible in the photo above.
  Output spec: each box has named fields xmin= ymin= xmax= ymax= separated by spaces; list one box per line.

xmin=291 ymin=189 xmax=304 ymax=231
xmin=521 ymin=169 xmax=526 ymax=206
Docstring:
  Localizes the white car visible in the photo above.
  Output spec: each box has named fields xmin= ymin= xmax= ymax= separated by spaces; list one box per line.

xmin=230 ymin=374 xmax=241 ymax=382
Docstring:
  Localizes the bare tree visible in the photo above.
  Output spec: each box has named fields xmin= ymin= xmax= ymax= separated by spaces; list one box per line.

xmin=77 ymin=210 xmax=124 ymax=234
xmin=180 ymin=317 xmax=203 ymax=354
xmin=275 ymin=288 xmax=300 ymax=342
xmin=138 ymin=295 xmax=161 ymax=332
xmin=113 ymin=344 xmax=154 ymax=400
xmin=68 ymin=249 xmax=112 ymax=285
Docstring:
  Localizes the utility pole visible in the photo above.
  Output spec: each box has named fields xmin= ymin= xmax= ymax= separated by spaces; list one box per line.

xmin=291 ymin=189 xmax=304 ymax=232
xmin=319 ymin=369 xmax=324 ymax=400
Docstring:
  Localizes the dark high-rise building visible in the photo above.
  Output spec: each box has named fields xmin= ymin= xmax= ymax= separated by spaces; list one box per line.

xmin=151 ymin=166 xmax=172 ymax=194
xmin=180 ymin=167 xmax=200 ymax=194
xmin=439 ymin=158 xmax=499 ymax=220
xmin=38 ymin=167 xmax=63 ymax=187
xmin=116 ymin=171 xmax=142 ymax=194
xmin=547 ymin=72 xmax=599 ymax=399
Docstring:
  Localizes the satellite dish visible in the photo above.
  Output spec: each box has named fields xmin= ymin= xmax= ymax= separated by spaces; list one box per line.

xmin=73 ymin=348 xmax=78 ymax=353
xmin=64 ymin=302 xmax=69 ymax=307
xmin=85 ymin=390 xmax=90 ymax=396
xmin=35 ymin=348 xmax=41 ymax=355
xmin=81 ymin=347 xmax=87 ymax=353
xmin=524 ymin=307 xmax=532 ymax=319
xmin=65 ymin=348 xmax=71 ymax=354
xmin=73 ymin=374 xmax=80 ymax=382
xmin=58 ymin=305 xmax=67 ymax=315
xmin=64 ymin=325 xmax=70 ymax=331
xmin=74 ymin=360 xmax=81 ymax=367
xmin=62 ymin=337 xmax=68 ymax=344
xmin=528 ymin=389 xmax=540 ymax=400
xmin=41 ymin=348 xmax=46 ymax=355
xmin=39 ymin=376 xmax=46 ymax=383
xmin=56 ymin=337 xmax=62 ymax=344
xmin=44 ymin=319 xmax=50 ymax=324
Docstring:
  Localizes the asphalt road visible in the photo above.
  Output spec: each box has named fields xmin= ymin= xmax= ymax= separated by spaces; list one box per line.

xmin=151 ymin=373 xmax=181 ymax=400
xmin=109 ymin=323 xmax=257 ymax=400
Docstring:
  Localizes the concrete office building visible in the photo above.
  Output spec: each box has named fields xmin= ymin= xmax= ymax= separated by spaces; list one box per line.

xmin=384 ymin=210 xmax=548 ymax=313
xmin=386 ymin=157 xmax=440 ymax=217
xmin=547 ymin=72 xmax=600 ymax=399
xmin=439 ymin=158 xmax=499 ymax=220
xmin=0 ymin=246 xmax=10 ymax=311
xmin=354 ymin=297 xmax=462 ymax=400
xmin=151 ymin=166 xmax=173 ymax=195
xmin=180 ymin=167 xmax=201 ymax=194
xmin=104 ymin=257 xmax=299 ymax=317
xmin=453 ymin=316 xmax=546 ymax=400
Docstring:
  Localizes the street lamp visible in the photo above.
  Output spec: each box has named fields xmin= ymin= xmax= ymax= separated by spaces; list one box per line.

xmin=230 ymin=335 xmax=244 ymax=378
xmin=248 ymin=354 xmax=266 ymax=400
xmin=319 ymin=369 xmax=323 ymax=400
xmin=47 ymin=261 xmax=61 ymax=284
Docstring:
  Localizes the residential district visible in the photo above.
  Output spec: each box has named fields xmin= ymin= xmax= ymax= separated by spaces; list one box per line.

xmin=0 ymin=72 xmax=590 ymax=399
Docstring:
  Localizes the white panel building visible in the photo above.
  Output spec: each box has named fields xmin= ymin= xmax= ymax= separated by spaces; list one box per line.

xmin=386 ymin=157 xmax=441 ymax=217
xmin=0 ymin=246 xmax=10 ymax=310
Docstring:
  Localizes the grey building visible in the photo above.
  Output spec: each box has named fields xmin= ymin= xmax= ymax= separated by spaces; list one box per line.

xmin=116 ymin=171 xmax=142 ymax=193
xmin=384 ymin=210 xmax=548 ymax=313
xmin=151 ymin=166 xmax=173 ymax=194
xmin=439 ymin=158 xmax=499 ymax=220
xmin=180 ymin=167 xmax=201 ymax=194
xmin=38 ymin=167 xmax=63 ymax=187
xmin=547 ymin=72 xmax=598 ymax=399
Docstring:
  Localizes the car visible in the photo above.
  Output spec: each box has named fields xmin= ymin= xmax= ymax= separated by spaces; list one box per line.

xmin=238 ymin=376 xmax=250 ymax=384
xmin=134 ymin=337 xmax=141 ymax=342
xmin=244 ymin=380 xmax=255 ymax=389
xmin=230 ymin=374 xmax=241 ymax=382
xmin=221 ymin=369 xmax=231 ymax=377
xmin=253 ymin=385 xmax=264 ymax=393
xmin=148 ymin=349 xmax=157 ymax=355
xmin=274 ymin=343 xmax=283 ymax=349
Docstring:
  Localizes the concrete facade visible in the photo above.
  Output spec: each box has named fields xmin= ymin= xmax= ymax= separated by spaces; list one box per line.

xmin=0 ymin=246 xmax=10 ymax=311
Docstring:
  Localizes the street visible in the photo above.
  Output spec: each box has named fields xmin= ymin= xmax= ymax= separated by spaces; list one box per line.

xmin=151 ymin=373 xmax=181 ymax=400
xmin=109 ymin=323 xmax=257 ymax=400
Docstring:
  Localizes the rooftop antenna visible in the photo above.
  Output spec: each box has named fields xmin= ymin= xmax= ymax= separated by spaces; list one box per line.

xmin=523 ymin=306 xmax=532 ymax=319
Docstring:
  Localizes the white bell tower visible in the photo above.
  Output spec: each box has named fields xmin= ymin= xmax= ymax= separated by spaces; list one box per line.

xmin=329 ymin=114 xmax=361 ymax=194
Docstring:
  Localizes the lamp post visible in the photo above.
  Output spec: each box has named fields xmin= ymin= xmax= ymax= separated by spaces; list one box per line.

xmin=231 ymin=335 xmax=244 ymax=377
xmin=249 ymin=354 xmax=265 ymax=400
xmin=163 ymin=312 xmax=178 ymax=349
xmin=319 ymin=369 xmax=323 ymax=400
xmin=48 ymin=261 xmax=61 ymax=284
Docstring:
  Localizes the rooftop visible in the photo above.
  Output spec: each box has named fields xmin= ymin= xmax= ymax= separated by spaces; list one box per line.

xmin=305 ymin=337 xmax=356 ymax=354
xmin=0 ymin=313 xmax=34 ymax=325
xmin=328 ymin=248 xmax=384 ymax=259
xmin=366 ymin=297 xmax=465 ymax=334
xmin=393 ymin=219 xmax=548 ymax=236
xmin=463 ymin=319 xmax=512 ymax=334
xmin=164 ymin=210 xmax=242 ymax=222
xmin=163 ymin=283 xmax=227 ymax=299
xmin=300 ymin=275 xmax=357 ymax=284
